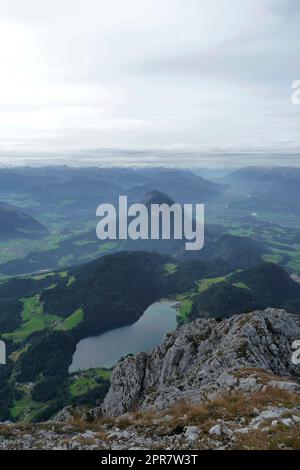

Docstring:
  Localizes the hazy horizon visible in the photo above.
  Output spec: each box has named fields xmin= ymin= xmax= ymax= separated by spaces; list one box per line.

xmin=0 ymin=148 xmax=300 ymax=169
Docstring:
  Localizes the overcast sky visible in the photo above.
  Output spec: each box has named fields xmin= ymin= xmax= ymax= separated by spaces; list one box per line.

xmin=0 ymin=0 xmax=300 ymax=166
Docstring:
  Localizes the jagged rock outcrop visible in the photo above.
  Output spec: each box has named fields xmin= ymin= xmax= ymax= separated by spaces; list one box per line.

xmin=102 ymin=309 xmax=300 ymax=416
xmin=2 ymin=309 xmax=300 ymax=450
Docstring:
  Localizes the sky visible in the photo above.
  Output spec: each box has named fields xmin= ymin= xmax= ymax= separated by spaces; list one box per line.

xmin=0 ymin=0 xmax=300 ymax=166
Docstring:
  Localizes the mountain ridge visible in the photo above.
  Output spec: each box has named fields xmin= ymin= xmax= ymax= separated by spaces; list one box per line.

xmin=0 ymin=203 xmax=47 ymax=240
xmin=101 ymin=308 xmax=300 ymax=416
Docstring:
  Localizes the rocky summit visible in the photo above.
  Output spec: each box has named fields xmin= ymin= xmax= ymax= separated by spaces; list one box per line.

xmin=2 ymin=308 xmax=300 ymax=450
xmin=102 ymin=309 xmax=300 ymax=415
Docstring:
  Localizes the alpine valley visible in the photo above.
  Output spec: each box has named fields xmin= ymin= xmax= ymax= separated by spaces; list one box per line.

xmin=1 ymin=166 xmax=300 ymax=450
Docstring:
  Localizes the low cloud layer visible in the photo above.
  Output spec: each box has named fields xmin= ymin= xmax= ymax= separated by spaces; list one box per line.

xmin=0 ymin=0 xmax=299 ymax=166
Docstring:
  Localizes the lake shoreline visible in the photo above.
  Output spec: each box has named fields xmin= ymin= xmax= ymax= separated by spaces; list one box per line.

xmin=69 ymin=301 xmax=178 ymax=372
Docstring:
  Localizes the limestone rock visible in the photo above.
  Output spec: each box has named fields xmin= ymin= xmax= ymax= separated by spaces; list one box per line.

xmin=184 ymin=426 xmax=199 ymax=441
xmin=102 ymin=309 xmax=300 ymax=415
xmin=209 ymin=424 xmax=222 ymax=436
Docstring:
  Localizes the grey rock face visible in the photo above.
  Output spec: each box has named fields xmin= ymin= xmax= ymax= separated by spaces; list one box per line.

xmin=184 ymin=426 xmax=199 ymax=441
xmin=209 ymin=424 xmax=222 ymax=436
xmin=53 ymin=406 xmax=91 ymax=423
xmin=101 ymin=353 xmax=147 ymax=416
xmin=102 ymin=309 xmax=300 ymax=416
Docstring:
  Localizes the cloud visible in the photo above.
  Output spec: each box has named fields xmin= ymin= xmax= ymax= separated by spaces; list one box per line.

xmin=0 ymin=0 xmax=299 ymax=165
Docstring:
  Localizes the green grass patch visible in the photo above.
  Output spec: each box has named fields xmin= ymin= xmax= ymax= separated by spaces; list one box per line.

xmin=263 ymin=253 xmax=283 ymax=264
xmin=69 ymin=369 xmax=111 ymax=398
xmin=10 ymin=394 xmax=47 ymax=422
xmin=164 ymin=263 xmax=177 ymax=275
xmin=3 ymin=295 xmax=60 ymax=343
xmin=197 ymin=275 xmax=227 ymax=293
xmin=178 ymin=299 xmax=193 ymax=321
xmin=67 ymin=275 xmax=76 ymax=286
xmin=10 ymin=395 xmax=33 ymax=420
xmin=74 ymin=240 xmax=96 ymax=247
xmin=97 ymin=241 xmax=118 ymax=252
xmin=57 ymin=254 xmax=75 ymax=267
xmin=60 ymin=308 xmax=84 ymax=330
xmin=232 ymin=282 xmax=250 ymax=290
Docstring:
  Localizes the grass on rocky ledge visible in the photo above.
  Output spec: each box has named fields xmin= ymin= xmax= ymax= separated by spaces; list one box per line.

xmin=131 ymin=387 xmax=300 ymax=425
xmin=1 ymin=382 xmax=300 ymax=450
xmin=232 ymin=423 xmax=300 ymax=450
xmin=95 ymin=386 xmax=300 ymax=450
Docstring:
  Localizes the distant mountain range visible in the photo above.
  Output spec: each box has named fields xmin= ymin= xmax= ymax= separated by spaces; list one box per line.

xmin=224 ymin=166 xmax=300 ymax=210
xmin=0 ymin=166 xmax=223 ymax=208
xmin=0 ymin=202 xmax=47 ymax=240
xmin=0 ymin=189 xmax=268 ymax=275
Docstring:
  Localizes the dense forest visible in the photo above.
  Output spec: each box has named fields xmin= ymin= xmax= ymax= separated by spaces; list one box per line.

xmin=1 ymin=248 xmax=300 ymax=421
xmin=190 ymin=263 xmax=300 ymax=320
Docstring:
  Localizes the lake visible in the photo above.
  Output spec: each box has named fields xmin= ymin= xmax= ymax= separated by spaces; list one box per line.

xmin=69 ymin=301 xmax=177 ymax=372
